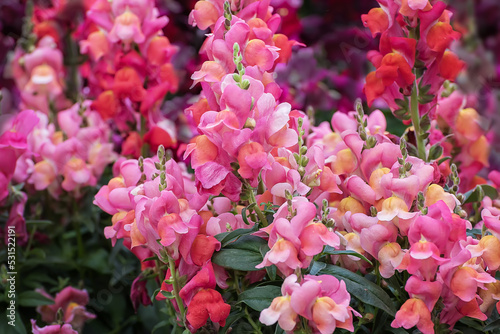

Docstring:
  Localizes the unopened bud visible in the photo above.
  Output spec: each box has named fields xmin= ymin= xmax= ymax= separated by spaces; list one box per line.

xmin=158 ymin=145 xmax=165 ymax=160
xmin=240 ymin=79 xmax=250 ymax=90
xmin=244 ymin=117 xmax=256 ymax=129
xmin=366 ymin=136 xmax=376 ymax=148
xmin=298 ymin=117 xmax=303 ymax=128
xmin=359 ymin=131 xmax=367 ymax=141
xmin=237 ymin=62 xmax=244 ymax=74
xmin=355 ymin=99 xmax=364 ymax=117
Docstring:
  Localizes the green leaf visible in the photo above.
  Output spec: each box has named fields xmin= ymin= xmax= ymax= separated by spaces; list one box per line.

xmin=239 ymin=285 xmax=282 ymax=312
xmin=225 ymin=235 xmax=267 ymax=252
xmin=406 ymin=142 xmax=417 ymax=157
xmin=242 ymin=203 xmax=256 ymax=225
xmin=219 ymin=225 xmax=259 ymax=248
xmin=82 ymin=249 xmax=111 ymax=274
xmin=419 ymin=84 xmax=431 ymax=94
xmin=466 ymin=229 xmax=482 ymax=237
xmin=25 ymin=220 xmax=53 ymax=225
xmin=13 ymin=310 xmax=27 ymax=334
xmin=309 ymin=261 xmax=327 ymax=275
xmin=316 ymin=263 xmax=397 ymax=316
xmin=418 ymin=94 xmax=435 ymax=105
xmin=485 ymin=318 xmax=500 ymax=331
xmin=437 ymin=156 xmax=451 ymax=165
xmin=17 ymin=291 xmax=54 ymax=307
xmin=322 ymin=246 xmax=373 ymax=265
xmin=151 ymin=288 xmax=161 ymax=301
xmin=222 ymin=310 xmax=245 ymax=334
xmin=458 ymin=317 xmax=485 ymax=331
xmin=463 ymin=184 xmax=498 ymax=204
xmin=274 ymin=325 xmax=286 ymax=334
xmin=395 ymin=98 xmax=408 ymax=109
xmin=160 ymin=291 xmax=175 ymax=299
xmin=214 ymin=232 xmax=230 ymax=242
xmin=420 ymin=114 xmax=431 ymax=132
xmin=151 ymin=320 xmax=170 ymax=334
xmin=143 ymin=255 xmax=159 ymax=262
xmin=27 ymin=248 xmax=46 ymax=260
xmin=265 ymin=264 xmax=277 ymax=281
xmin=23 ymin=273 xmax=57 ymax=289
xmin=428 ymin=144 xmax=443 ymax=161
xmin=212 ymin=235 xmax=267 ymax=271
xmin=386 ymin=327 xmax=409 ymax=333
xmin=212 ymin=249 xmax=263 ymax=271
xmin=1 ymin=309 xmax=25 ymax=334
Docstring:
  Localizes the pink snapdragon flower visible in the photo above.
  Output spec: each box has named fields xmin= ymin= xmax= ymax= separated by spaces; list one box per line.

xmin=261 ymin=274 xmax=358 ymax=333
xmin=36 ymin=286 xmax=95 ymax=331
xmin=12 ymin=37 xmax=67 ymax=114
xmin=87 ymin=0 xmax=168 ymax=50
xmin=185 ymin=0 xmax=301 ymax=199
xmin=0 ymin=110 xmax=39 ymax=203
xmin=258 ymin=197 xmax=339 ymax=276
xmin=391 ymin=298 xmax=434 ymax=334
xmin=31 ymin=321 xmax=77 ymax=334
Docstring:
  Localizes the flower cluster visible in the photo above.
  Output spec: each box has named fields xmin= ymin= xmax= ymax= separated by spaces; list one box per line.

xmin=260 ymin=274 xmax=358 ymax=333
xmin=185 ymin=0 xmax=300 ymax=201
xmin=362 ymin=0 xmax=464 ymax=112
xmin=27 ymin=101 xmax=116 ymax=197
xmin=431 ymin=88 xmax=490 ymax=192
xmin=3 ymin=0 xmax=500 ymax=333
xmin=0 ymin=110 xmax=39 ymax=245
xmin=94 ymin=147 xmax=238 ymax=331
xmin=11 ymin=35 xmax=68 ymax=115
xmin=79 ymin=0 xmax=180 ymax=157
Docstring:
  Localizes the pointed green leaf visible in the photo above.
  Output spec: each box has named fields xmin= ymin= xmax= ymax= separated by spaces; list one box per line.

xmin=17 ymin=291 xmax=54 ymax=307
xmin=428 ymin=144 xmax=443 ymax=161
xmin=463 ymin=184 xmax=498 ymax=204
xmin=219 ymin=224 xmax=259 ymax=248
xmin=238 ymin=285 xmax=282 ymax=311
xmin=322 ymin=246 xmax=373 ymax=265
xmin=212 ymin=249 xmax=263 ymax=271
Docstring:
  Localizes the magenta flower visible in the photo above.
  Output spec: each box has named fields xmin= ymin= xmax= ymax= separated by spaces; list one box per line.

xmin=31 ymin=321 xmax=77 ymax=334
xmin=36 ymin=287 xmax=95 ymax=331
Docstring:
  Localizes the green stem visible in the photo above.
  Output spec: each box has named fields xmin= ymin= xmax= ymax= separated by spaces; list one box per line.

xmin=24 ymin=225 xmax=37 ymax=258
xmin=247 ymin=184 xmax=268 ymax=227
xmin=64 ymin=32 xmax=80 ymax=103
xmin=410 ymin=82 xmax=426 ymax=161
xmin=167 ymin=256 xmax=186 ymax=326
xmin=244 ymin=307 xmax=263 ymax=334
xmin=72 ymin=200 xmax=84 ymax=260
